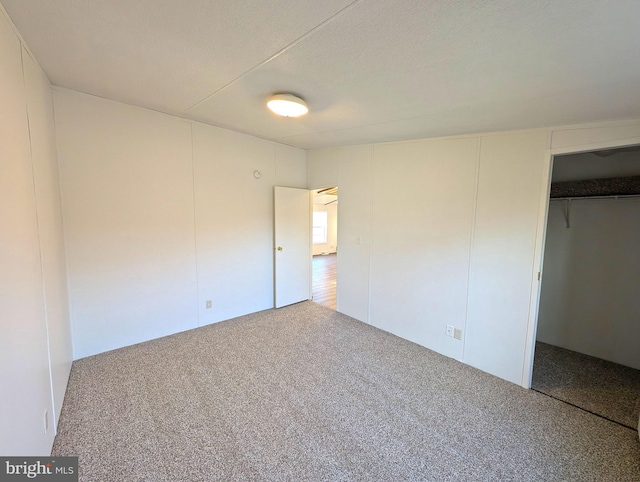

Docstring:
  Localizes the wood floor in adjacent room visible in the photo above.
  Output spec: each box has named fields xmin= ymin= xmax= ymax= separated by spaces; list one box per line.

xmin=312 ymin=253 xmax=336 ymax=310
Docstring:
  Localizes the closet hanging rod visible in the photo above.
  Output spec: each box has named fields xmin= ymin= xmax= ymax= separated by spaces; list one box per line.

xmin=550 ymin=194 xmax=640 ymax=202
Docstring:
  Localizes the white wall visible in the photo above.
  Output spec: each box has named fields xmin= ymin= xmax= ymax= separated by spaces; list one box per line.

xmin=308 ymin=148 xmax=338 ymax=189
xmin=464 ymin=131 xmax=550 ymax=383
xmin=311 ymin=130 xmax=550 ymax=384
xmin=537 ymin=199 xmax=640 ymax=369
xmin=193 ymin=124 xmax=291 ymax=325
xmin=336 ymin=146 xmax=372 ymax=323
xmin=276 ymin=144 xmax=308 ymax=189
xmin=0 ymin=8 xmax=72 ymax=455
xmin=23 ymin=47 xmax=73 ymax=434
xmin=312 ymin=202 xmax=337 ymax=255
xmin=370 ymin=138 xmax=479 ymax=361
xmin=55 ymin=90 xmax=199 ymax=359
xmin=313 ymin=121 xmax=640 ymax=387
xmin=54 ymin=89 xmax=307 ymax=359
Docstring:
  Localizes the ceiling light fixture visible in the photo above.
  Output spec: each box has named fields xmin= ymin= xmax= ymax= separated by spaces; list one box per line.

xmin=267 ymin=94 xmax=308 ymax=117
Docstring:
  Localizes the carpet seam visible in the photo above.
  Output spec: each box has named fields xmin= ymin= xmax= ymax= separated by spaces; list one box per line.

xmin=530 ymin=388 xmax=637 ymax=431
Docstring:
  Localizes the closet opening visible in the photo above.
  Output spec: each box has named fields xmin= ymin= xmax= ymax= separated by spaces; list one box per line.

xmin=531 ymin=146 xmax=640 ymax=431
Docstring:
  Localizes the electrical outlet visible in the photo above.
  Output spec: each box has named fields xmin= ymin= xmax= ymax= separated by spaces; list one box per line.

xmin=206 ymin=300 xmax=212 ymax=309
xmin=445 ymin=324 xmax=454 ymax=337
xmin=454 ymin=328 xmax=463 ymax=340
xmin=44 ymin=409 xmax=49 ymax=434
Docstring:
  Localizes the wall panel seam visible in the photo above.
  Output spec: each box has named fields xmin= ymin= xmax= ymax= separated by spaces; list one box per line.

xmin=190 ymin=123 xmax=201 ymax=327
xmin=461 ymin=137 xmax=482 ymax=362
xmin=20 ymin=44 xmax=55 ymax=441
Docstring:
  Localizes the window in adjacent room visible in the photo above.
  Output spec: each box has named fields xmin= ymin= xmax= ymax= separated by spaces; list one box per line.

xmin=312 ymin=211 xmax=328 ymax=244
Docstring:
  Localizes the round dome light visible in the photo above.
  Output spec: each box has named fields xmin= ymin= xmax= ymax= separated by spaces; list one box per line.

xmin=267 ymin=94 xmax=308 ymax=117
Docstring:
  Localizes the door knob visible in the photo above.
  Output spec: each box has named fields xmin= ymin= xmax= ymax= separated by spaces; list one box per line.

xmin=277 ymin=246 xmax=283 ymax=251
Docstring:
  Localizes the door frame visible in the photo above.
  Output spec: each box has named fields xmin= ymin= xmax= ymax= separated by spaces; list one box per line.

xmin=522 ymin=135 xmax=640 ymax=388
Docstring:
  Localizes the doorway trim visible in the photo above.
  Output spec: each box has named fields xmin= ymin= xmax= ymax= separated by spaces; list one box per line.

xmin=522 ymin=134 xmax=640 ymax=389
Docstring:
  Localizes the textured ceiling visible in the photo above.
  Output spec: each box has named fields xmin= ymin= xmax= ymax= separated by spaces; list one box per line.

xmin=3 ymin=0 xmax=640 ymax=149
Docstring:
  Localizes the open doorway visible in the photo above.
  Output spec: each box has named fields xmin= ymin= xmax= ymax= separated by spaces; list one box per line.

xmin=312 ymin=187 xmax=338 ymax=309
xmin=531 ymin=146 xmax=640 ymax=430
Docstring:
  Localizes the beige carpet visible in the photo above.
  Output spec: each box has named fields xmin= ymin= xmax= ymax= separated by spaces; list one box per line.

xmin=532 ymin=341 xmax=640 ymax=430
xmin=53 ymin=302 xmax=640 ymax=481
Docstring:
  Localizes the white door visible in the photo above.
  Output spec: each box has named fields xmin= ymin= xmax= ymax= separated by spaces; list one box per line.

xmin=274 ymin=187 xmax=311 ymax=308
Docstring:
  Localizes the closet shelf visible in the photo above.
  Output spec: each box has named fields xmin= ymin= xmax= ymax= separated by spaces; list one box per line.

xmin=550 ymin=193 xmax=640 ymax=202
